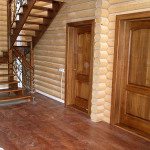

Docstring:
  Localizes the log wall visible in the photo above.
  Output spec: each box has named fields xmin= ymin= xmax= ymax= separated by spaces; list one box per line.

xmin=0 ymin=0 xmax=7 ymax=56
xmin=34 ymin=0 xmax=150 ymax=123
xmin=34 ymin=0 xmax=97 ymax=99
xmin=91 ymin=0 xmax=150 ymax=123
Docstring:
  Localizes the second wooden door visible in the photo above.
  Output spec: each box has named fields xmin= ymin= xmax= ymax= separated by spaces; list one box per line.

xmin=111 ymin=12 xmax=150 ymax=138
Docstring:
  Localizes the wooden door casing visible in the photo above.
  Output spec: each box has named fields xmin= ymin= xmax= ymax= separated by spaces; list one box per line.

xmin=111 ymin=11 xmax=150 ymax=138
xmin=66 ymin=20 xmax=94 ymax=114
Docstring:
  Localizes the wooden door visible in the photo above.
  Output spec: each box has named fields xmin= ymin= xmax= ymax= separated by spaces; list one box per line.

xmin=121 ymin=20 xmax=150 ymax=134
xmin=111 ymin=12 xmax=150 ymax=138
xmin=74 ymin=26 xmax=92 ymax=112
xmin=66 ymin=20 xmax=94 ymax=114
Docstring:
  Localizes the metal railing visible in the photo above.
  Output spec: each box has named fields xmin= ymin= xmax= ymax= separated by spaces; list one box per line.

xmin=8 ymin=0 xmax=35 ymax=101
xmin=10 ymin=0 xmax=27 ymax=27
xmin=12 ymin=48 xmax=35 ymax=99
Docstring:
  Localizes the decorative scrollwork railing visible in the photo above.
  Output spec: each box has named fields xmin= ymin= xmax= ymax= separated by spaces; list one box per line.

xmin=12 ymin=48 xmax=35 ymax=98
xmin=9 ymin=0 xmax=27 ymax=27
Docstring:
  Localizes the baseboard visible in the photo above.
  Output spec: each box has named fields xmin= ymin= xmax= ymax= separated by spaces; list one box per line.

xmin=36 ymin=90 xmax=64 ymax=104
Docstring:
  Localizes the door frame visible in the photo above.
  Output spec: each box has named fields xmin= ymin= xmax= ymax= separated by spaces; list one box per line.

xmin=111 ymin=11 xmax=150 ymax=125
xmin=65 ymin=20 xmax=95 ymax=115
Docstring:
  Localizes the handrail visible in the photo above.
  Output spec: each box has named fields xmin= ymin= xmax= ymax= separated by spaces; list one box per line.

xmin=13 ymin=48 xmax=34 ymax=70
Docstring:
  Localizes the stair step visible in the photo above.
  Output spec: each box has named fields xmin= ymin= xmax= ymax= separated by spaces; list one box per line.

xmin=0 ymin=68 xmax=12 ymax=70
xmin=1 ymin=50 xmax=8 ymax=52
xmin=0 ymin=68 xmax=8 ymax=70
xmin=22 ymin=27 xmax=41 ymax=31
xmin=14 ymin=43 xmax=28 ymax=47
xmin=0 ymin=62 xmax=9 ymax=65
xmin=0 ymin=58 xmax=8 ymax=63
xmin=12 ymin=26 xmax=39 ymax=32
xmin=0 ymin=80 xmax=18 ymax=85
xmin=0 ymin=74 xmax=14 ymax=77
xmin=29 ymin=14 xmax=50 ymax=18
xmin=33 ymin=5 xmax=52 ymax=11
xmin=14 ymin=45 xmax=30 ymax=48
xmin=19 ymin=34 xmax=36 ymax=37
xmin=1 ymin=50 xmax=8 ymax=55
xmin=16 ymin=40 xmax=32 ymax=43
xmin=25 ymin=21 xmax=48 ymax=26
xmin=0 ymin=88 xmax=23 ymax=94
xmin=36 ymin=0 xmax=52 ymax=3
xmin=0 ymin=95 xmax=31 ymax=103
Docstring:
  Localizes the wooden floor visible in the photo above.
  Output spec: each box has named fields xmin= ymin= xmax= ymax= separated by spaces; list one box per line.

xmin=0 ymin=93 xmax=149 ymax=150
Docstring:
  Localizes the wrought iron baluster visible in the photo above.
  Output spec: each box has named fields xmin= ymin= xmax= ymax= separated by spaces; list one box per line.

xmin=10 ymin=0 xmax=27 ymax=27
xmin=12 ymin=49 xmax=35 ymax=101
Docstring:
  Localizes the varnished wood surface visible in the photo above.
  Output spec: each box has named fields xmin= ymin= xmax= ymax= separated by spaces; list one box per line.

xmin=120 ymin=21 xmax=150 ymax=134
xmin=111 ymin=11 xmax=150 ymax=136
xmin=0 ymin=93 xmax=149 ymax=150
xmin=66 ymin=20 xmax=94 ymax=114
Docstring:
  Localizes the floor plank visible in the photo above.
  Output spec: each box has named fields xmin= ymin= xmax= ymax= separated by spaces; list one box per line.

xmin=0 ymin=93 xmax=149 ymax=150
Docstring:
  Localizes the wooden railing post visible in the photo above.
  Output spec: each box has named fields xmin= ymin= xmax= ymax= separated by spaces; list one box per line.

xmin=30 ymin=42 xmax=34 ymax=93
xmin=7 ymin=0 xmax=14 ymax=87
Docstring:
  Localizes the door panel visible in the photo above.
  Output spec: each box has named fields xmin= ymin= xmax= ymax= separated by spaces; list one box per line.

xmin=74 ymin=26 xmax=92 ymax=112
xmin=128 ymin=29 xmax=150 ymax=87
xmin=76 ymin=82 xmax=89 ymax=100
xmin=120 ymin=21 xmax=150 ymax=135
xmin=126 ymin=91 xmax=150 ymax=121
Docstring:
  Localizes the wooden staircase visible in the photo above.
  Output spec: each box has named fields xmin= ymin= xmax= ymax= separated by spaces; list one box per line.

xmin=0 ymin=51 xmax=31 ymax=104
xmin=11 ymin=0 xmax=63 ymax=47
xmin=0 ymin=0 xmax=63 ymax=105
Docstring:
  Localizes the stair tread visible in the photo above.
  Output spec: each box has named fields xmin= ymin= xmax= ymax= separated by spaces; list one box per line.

xmin=21 ymin=27 xmax=40 ymax=31
xmin=36 ymin=0 xmax=53 ymax=3
xmin=16 ymin=40 xmax=32 ymax=42
xmin=0 ymin=95 xmax=31 ymax=102
xmin=0 ymin=88 xmax=23 ymax=93
xmin=29 ymin=14 xmax=50 ymax=18
xmin=1 ymin=50 xmax=8 ymax=53
xmin=18 ymin=34 xmax=35 ymax=37
xmin=25 ymin=21 xmax=48 ymax=26
xmin=0 ymin=63 xmax=9 ymax=65
xmin=0 ymin=62 xmax=11 ymax=64
xmin=0 ymin=74 xmax=14 ymax=77
xmin=0 ymin=80 xmax=18 ymax=84
xmin=0 ymin=68 xmax=12 ymax=70
xmin=33 ymin=5 xmax=52 ymax=11
xmin=12 ymin=27 xmax=39 ymax=31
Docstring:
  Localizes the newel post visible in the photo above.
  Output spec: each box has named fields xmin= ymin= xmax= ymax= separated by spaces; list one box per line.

xmin=30 ymin=42 xmax=35 ymax=101
xmin=7 ymin=0 xmax=14 ymax=84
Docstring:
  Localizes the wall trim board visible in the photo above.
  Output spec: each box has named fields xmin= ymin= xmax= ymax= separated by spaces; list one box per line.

xmin=36 ymin=90 xmax=64 ymax=103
